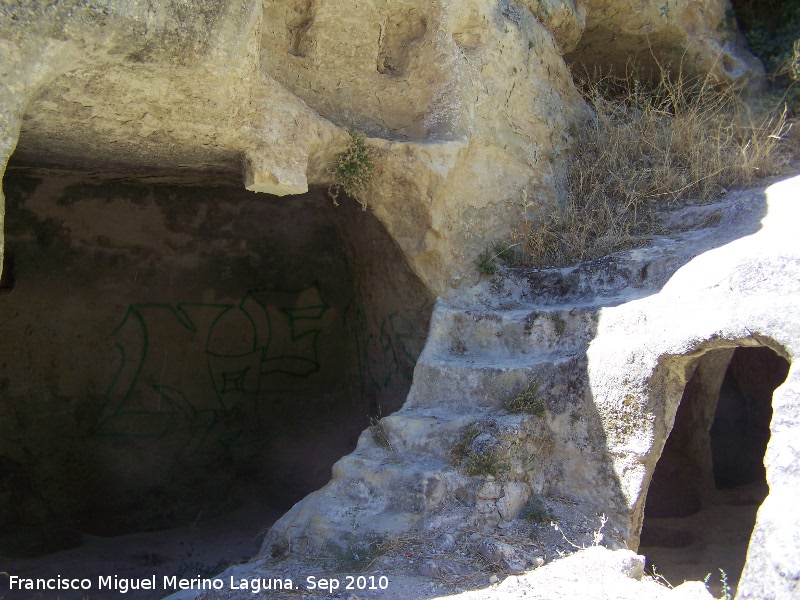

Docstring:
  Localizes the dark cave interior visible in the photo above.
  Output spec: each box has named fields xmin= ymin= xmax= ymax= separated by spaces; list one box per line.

xmin=0 ymin=159 xmax=433 ymax=591
xmin=640 ymin=345 xmax=790 ymax=592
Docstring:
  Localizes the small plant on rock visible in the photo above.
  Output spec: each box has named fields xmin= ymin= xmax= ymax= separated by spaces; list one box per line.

xmin=330 ymin=129 xmax=375 ymax=210
xmin=552 ymin=314 xmax=567 ymax=336
xmin=269 ymin=543 xmax=287 ymax=559
xmin=476 ymin=242 xmax=519 ymax=275
xmin=719 ymin=569 xmax=732 ymax=600
xmin=703 ymin=569 xmax=732 ymax=600
xmin=323 ymin=538 xmax=384 ymax=572
xmin=450 ymin=424 xmax=482 ymax=466
xmin=504 ymin=380 xmax=546 ymax=417
xmin=464 ymin=450 xmax=507 ymax=477
xmin=520 ymin=497 xmax=552 ymax=525
xmin=476 ymin=247 xmax=499 ymax=275
xmin=369 ymin=416 xmax=393 ymax=451
xmin=450 ymin=424 xmax=508 ymax=478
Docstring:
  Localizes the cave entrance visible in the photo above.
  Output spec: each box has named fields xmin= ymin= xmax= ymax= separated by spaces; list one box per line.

xmin=640 ymin=346 xmax=790 ymax=595
xmin=0 ymin=159 xmax=433 ymax=597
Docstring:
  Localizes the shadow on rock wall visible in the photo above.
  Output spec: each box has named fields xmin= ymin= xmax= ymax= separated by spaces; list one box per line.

xmin=0 ymin=163 xmax=433 ymax=556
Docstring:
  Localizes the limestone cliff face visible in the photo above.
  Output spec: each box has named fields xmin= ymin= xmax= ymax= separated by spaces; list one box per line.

xmin=0 ymin=0 xmax=760 ymax=295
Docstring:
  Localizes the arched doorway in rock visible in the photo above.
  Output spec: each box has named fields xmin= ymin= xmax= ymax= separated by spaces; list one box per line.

xmin=640 ymin=345 xmax=790 ymax=595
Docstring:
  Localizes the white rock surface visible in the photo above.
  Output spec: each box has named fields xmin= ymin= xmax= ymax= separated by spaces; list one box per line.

xmin=451 ymin=547 xmax=663 ymax=599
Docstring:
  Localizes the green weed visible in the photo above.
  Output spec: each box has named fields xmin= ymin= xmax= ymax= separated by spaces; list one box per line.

xmin=330 ymin=130 xmax=375 ymax=210
xmin=552 ymin=315 xmax=567 ymax=336
xmin=322 ymin=537 xmax=386 ymax=572
xmin=703 ymin=568 xmax=732 ymax=600
xmin=450 ymin=424 xmax=508 ymax=477
xmin=520 ymin=497 xmax=552 ymax=525
xmin=504 ymin=380 xmax=546 ymax=417
xmin=476 ymin=242 xmax=518 ymax=275
xmin=464 ymin=451 xmax=507 ymax=477
xmin=476 ymin=247 xmax=498 ymax=275
xmin=450 ymin=424 xmax=481 ymax=466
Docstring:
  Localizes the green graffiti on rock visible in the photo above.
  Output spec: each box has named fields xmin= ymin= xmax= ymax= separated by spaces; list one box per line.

xmin=94 ymin=284 xmax=328 ymax=459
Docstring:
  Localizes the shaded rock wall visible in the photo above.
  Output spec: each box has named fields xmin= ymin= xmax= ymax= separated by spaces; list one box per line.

xmin=565 ymin=0 xmax=763 ymax=82
xmin=710 ymin=347 xmax=789 ymax=490
xmin=0 ymin=163 xmax=432 ymax=557
xmin=644 ymin=349 xmax=731 ymax=519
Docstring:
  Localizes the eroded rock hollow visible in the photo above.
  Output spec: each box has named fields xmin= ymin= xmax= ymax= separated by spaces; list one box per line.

xmin=641 ymin=346 xmax=790 ymax=591
xmin=0 ymin=160 xmax=432 ymax=559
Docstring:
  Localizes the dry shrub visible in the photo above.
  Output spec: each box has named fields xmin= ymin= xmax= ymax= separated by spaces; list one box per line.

xmin=329 ymin=129 xmax=375 ymax=211
xmin=518 ymin=65 xmax=791 ymax=266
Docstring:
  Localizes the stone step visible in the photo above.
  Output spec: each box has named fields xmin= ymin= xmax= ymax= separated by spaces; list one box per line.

xmin=378 ymin=408 xmax=482 ymax=459
xmin=425 ymin=304 xmax=597 ymax=360
xmin=508 ymin=250 xmax=668 ymax=304
xmin=326 ymin=447 xmax=450 ymax=529
xmin=456 ymin=232 xmax=706 ymax=310
xmin=406 ymin=351 xmax=586 ymax=410
xmin=263 ymin=447 xmax=452 ymax=556
xmin=378 ymin=405 xmax=555 ymax=464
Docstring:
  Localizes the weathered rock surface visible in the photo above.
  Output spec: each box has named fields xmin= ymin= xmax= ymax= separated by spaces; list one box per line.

xmin=0 ymin=0 xmax=764 ymax=294
xmin=451 ymin=547 xmax=664 ymax=599
xmin=565 ymin=0 xmax=763 ymax=83
xmin=176 ymin=174 xmax=798 ymax=600
xmin=1 ymin=1 xmax=789 ymax=599
xmin=0 ymin=0 xmax=586 ymax=295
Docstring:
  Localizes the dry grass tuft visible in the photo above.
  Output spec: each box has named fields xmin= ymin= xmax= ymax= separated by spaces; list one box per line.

xmin=516 ymin=65 xmax=792 ymax=266
xmin=369 ymin=416 xmax=394 ymax=452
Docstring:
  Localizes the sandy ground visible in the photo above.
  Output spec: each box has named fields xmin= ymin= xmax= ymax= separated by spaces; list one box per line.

xmin=0 ymin=502 xmax=283 ymax=600
xmin=639 ymin=482 xmax=767 ymax=598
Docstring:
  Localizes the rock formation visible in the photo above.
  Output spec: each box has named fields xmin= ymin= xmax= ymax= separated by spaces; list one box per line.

xmin=247 ymin=176 xmax=798 ymax=600
xmin=0 ymin=0 xmax=761 ymax=294
xmin=1 ymin=1 xmax=794 ymax=599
